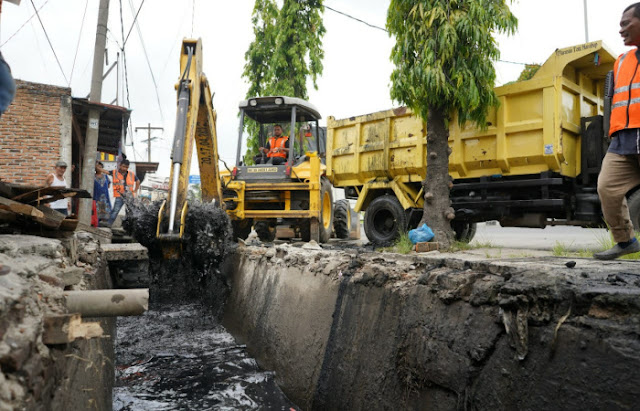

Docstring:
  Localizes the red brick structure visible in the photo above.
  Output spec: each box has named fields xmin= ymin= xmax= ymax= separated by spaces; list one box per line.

xmin=0 ymin=80 xmax=72 ymax=186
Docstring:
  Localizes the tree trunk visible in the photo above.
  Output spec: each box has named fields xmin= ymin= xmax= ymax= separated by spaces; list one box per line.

xmin=421 ymin=105 xmax=454 ymax=248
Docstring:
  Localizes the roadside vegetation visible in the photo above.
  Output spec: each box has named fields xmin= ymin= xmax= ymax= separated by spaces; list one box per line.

xmin=551 ymin=230 xmax=640 ymax=260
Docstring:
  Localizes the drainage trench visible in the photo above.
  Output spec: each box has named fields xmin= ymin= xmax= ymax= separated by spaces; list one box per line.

xmin=114 ymin=202 xmax=298 ymax=409
xmin=117 ymin=201 xmax=640 ymax=410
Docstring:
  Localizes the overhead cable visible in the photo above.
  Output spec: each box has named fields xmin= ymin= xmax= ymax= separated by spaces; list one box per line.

xmin=0 ymin=0 xmax=51 ymax=47
xmin=69 ymin=0 xmax=90 ymax=86
xmin=324 ymin=3 xmax=530 ymax=66
xmin=123 ymin=0 xmax=145 ymax=48
xmin=30 ymin=0 xmax=69 ymax=84
xmin=128 ymin=0 xmax=164 ymax=122
xmin=324 ymin=4 xmax=387 ymax=32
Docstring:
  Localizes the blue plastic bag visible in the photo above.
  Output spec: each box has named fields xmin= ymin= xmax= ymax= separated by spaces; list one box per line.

xmin=408 ymin=223 xmax=435 ymax=244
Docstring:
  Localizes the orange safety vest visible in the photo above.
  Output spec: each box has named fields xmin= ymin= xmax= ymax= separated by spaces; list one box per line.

xmin=267 ymin=135 xmax=289 ymax=158
xmin=610 ymin=49 xmax=640 ymax=136
xmin=111 ymin=170 xmax=136 ymax=197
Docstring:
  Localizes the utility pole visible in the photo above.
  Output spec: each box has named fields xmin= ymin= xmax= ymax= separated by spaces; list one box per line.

xmin=135 ymin=123 xmax=164 ymax=162
xmin=79 ymin=0 xmax=109 ymax=225
xmin=583 ymin=0 xmax=589 ymax=42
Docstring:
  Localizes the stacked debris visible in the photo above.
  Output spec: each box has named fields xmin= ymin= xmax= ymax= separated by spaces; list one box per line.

xmin=0 ymin=181 xmax=91 ymax=233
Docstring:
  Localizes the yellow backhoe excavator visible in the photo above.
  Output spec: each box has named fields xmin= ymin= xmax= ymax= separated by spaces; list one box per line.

xmin=156 ymin=39 xmax=341 ymax=259
xmin=155 ymin=38 xmax=223 ymax=258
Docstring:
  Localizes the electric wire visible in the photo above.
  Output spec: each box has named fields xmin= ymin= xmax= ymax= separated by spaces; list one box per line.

xmin=0 ymin=0 xmax=51 ymax=47
xmin=68 ymin=0 xmax=89 ymax=86
xmin=324 ymin=3 xmax=530 ymax=66
xmin=128 ymin=0 xmax=165 ymax=122
xmin=324 ymin=4 xmax=387 ymax=32
xmin=123 ymin=0 xmax=145 ymax=48
xmin=119 ymin=0 xmax=135 ymax=158
xmin=29 ymin=0 xmax=69 ymax=84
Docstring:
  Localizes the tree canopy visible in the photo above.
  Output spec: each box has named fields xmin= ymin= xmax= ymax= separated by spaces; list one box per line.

xmin=387 ymin=0 xmax=517 ymax=126
xmin=242 ymin=0 xmax=326 ymax=162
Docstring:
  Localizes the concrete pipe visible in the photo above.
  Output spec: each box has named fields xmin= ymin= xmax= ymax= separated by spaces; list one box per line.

xmin=64 ymin=289 xmax=149 ymax=317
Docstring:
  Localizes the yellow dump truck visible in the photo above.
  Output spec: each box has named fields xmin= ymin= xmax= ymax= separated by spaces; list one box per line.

xmin=326 ymin=41 xmax=618 ymax=244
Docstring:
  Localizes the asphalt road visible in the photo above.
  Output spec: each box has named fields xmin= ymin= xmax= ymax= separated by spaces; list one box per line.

xmin=470 ymin=223 xmax=609 ymax=251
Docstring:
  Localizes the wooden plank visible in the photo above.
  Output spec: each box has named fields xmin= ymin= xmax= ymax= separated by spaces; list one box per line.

xmin=33 ymin=205 xmax=65 ymax=228
xmin=60 ymin=219 xmax=79 ymax=231
xmin=42 ymin=314 xmax=103 ymax=345
xmin=0 ymin=196 xmax=45 ymax=218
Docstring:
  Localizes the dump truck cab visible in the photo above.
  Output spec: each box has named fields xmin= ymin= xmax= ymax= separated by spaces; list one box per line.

xmin=222 ymin=96 xmax=333 ymax=243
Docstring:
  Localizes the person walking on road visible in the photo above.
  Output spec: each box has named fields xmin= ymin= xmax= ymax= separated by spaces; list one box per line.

xmin=45 ymin=160 xmax=71 ymax=216
xmin=595 ymin=2 xmax=640 ymax=260
xmin=98 ymin=159 xmax=140 ymax=227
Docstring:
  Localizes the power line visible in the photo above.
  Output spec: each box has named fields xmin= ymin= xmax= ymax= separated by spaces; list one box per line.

xmin=68 ymin=0 xmax=89 ymax=86
xmin=324 ymin=4 xmax=387 ymax=33
xmin=324 ymin=4 xmax=531 ymax=66
xmin=0 ymin=0 xmax=51 ymax=47
xmin=30 ymin=0 xmax=69 ymax=84
xmin=128 ymin=0 xmax=164 ymax=122
xmin=123 ymin=0 xmax=145 ymax=48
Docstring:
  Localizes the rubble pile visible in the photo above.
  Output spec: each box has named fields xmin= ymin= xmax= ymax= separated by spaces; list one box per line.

xmin=0 ymin=234 xmax=114 ymax=410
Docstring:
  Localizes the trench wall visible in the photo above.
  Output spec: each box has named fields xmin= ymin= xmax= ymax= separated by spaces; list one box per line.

xmin=224 ymin=245 xmax=640 ymax=410
xmin=0 ymin=233 xmax=115 ymax=410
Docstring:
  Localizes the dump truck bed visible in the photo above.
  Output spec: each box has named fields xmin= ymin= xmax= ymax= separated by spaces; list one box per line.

xmin=326 ymin=41 xmax=616 ymax=187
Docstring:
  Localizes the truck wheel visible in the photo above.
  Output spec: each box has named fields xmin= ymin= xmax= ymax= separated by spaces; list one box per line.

xmin=255 ymin=221 xmax=276 ymax=242
xmin=300 ymin=177 xmax=334 ymax=243
xmin=333 ymin=199 xmax=351 ymax=239
xmin=364 ymin=195 xmax=407 ymax=245
xmin=452 ymin=221 xmax=477 ymax=243
xmin=232 ymin=219 xmax=253 ymax=241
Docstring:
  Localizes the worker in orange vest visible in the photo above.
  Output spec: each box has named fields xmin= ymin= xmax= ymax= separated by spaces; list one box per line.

xmin=258 ymin=124 xmax=290 ymax=165
xmin=97 ymin=159 xmax=140 ymax=227
xmin=596 ymin=3 xmax=640 ymax=259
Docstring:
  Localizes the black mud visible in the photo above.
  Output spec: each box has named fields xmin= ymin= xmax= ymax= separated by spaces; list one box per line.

xmin=115 ymin=201 xmax=298 ymax=409
xmin=114 ymin=303 xmax=298 ymax=410
xmin=123 ymin=200 xmax=234 ymax=311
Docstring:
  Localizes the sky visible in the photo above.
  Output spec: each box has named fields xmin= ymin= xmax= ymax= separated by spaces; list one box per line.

xmin=0 ymin=0 xmax=635 ymax=179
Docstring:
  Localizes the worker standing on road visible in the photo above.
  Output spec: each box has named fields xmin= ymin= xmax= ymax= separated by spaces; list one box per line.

xmin=258 ymin=124 xmax=289 ymax=165
xmin=596 ymin=2 xmax=640 ymax=260
xmin=99 ymin=159 xmax=140 ymax=227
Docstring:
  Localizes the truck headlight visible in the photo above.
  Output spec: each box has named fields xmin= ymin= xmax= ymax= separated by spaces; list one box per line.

xmin=249 ymin=99 xmax=257 ymax=106
xmin=274 ymin=97 xmax=283 ymax=105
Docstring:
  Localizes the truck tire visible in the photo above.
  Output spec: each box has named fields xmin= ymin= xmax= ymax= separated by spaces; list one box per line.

xmin=301 ymin=177 xmax=334 ymax=243
xmin=364 ymin=195 xmax=407 ymax=245
xmin=232 ymin=219 xmax=252 ymax=241
xmin=452 ymin=221 xmax=477 ymax=243
xmin=255 ymin=221 xmax=276 ymax=242
xmin=333 ymin=199 xmax=351 ymax=239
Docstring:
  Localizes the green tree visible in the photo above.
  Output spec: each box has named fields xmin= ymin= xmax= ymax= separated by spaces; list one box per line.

xmin=242 ymin=0 xmax=326 ymax=162
xmin=242 ymin=0 xmax=279 ymax=164
xmin=387 ymin=0 xmax=517 ymax=248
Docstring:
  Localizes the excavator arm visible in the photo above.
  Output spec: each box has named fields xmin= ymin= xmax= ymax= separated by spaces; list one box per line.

xmin=157 ymin=38 xmax=222 ymax=258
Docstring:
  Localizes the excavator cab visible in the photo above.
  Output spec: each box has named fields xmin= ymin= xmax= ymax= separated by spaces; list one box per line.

xmin=222 ymin=96 xmax=334 ymax=243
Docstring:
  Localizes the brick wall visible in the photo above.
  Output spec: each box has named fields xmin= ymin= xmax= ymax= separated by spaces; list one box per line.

xmin=0 ymin=80 xmax=72 ymax=186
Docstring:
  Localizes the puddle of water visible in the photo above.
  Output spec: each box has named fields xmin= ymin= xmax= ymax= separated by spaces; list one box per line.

xmin=113 ymin=304 xmax=298 ymax=410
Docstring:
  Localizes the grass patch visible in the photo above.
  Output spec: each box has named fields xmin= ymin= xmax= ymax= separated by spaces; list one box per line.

xmin=450 ymin=240 xmax=494 ymax=251
xmin=377 ymin=232 xmax=414 ymax=254
xmin=552 ymin=241 xmax=573 ymax=257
